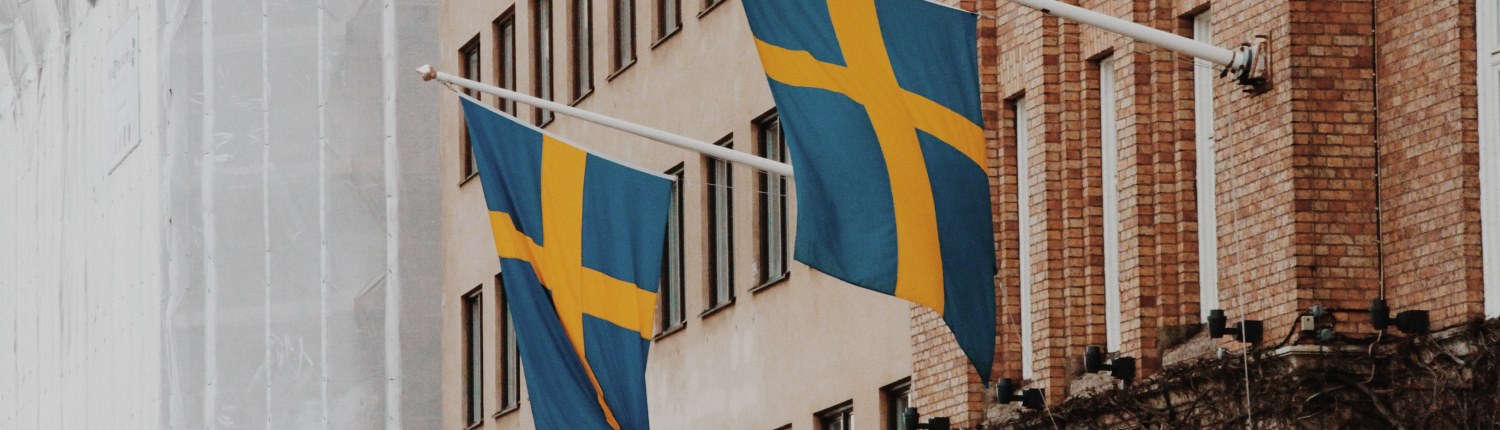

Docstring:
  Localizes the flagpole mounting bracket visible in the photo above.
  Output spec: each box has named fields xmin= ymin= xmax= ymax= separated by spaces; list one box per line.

xmin=1226 ymin=35 xmax=1270 ymax=94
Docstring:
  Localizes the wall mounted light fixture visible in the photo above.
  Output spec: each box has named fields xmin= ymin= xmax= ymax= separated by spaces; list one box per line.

xmin=1206 ymin=309 xmax=1264 ymax=344
xmin=1083 ymin=345 xmax=1136 ymax=384
xmin=995 ymin=378 xmax=1045 ymax=410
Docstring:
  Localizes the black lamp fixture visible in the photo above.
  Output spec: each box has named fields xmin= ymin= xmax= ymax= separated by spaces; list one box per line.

xmin=1206 ymin=309 xmax=1264 ymax=344
xmin=995 ymin=378 xmax=1045 ymax=410
xmin=1369 ymin=299 xmax=1429 ymax=334
xmin=900 ymin=408 xmax=950 ymax=430
xmin=1083 ymin=345 xmax=1136 ymax=384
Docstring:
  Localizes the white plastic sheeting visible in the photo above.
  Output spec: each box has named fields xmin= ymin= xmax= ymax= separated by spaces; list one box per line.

xmin=1 ymin=0 xmax=442 ymax=428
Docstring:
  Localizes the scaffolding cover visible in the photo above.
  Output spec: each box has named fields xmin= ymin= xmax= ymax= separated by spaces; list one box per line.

xmin=1 ymin=0 xmax=443 ymax=428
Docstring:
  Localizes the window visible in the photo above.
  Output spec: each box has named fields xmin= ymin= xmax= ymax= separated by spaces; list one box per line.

xmin=571 ymin=0 xmax=594 ymax=101
xmin=659 ymin=165 xmax=687 ymax=332
xmin=612 ymin=0 xmax=636 ymax=72
xmin=756 ymin=113 xmax=789 ymax=288
xmin=494 ymin=10 xmax=518 ymax=115
xmin=1481 ymin=0 xmax=1500 ymax=316
xmin=495 ymin=274 xmax=520 ymax=413
xmin=1013 ymin=98 xmax=1034 ymax=378
xmin=462 ymin=288 xmax=484 ymax=426
xmin=1193 ymin=12 xmax=1219 ymax=320
xmin=1099 ymin=55 xmax=1122 ymax=352
xmin=655 ymin=0 xmax=679 ymax=42
xmin=706 ymin=138 xmax=735 ymax=311
xmin=817 ymin=401 xmax=854 ymax=430
xmin=459 ymin=35 xmax=482 ymax=180
xmin=883 ymin=379 xmax=911 ymax=430
xmin=534 ymin=0 xmax=555 ymax=125
xmin=702 ymin=0 xmax=725 ymax=14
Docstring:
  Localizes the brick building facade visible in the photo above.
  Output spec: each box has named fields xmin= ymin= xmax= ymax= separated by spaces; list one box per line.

xmin=911 ymin=0 xmax=1492 ymax=426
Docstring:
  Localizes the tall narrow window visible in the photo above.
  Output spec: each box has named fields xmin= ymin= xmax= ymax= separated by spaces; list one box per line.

xmin=1193 ymin=12 xmax=1219 ymax=320
xmin=1014 ymin=98 xmax=1034 ymax=378
xmin=495 ymin=274 xmax=520 ymax=412
xmin=571 ymin=0 xmax=594 ymax=101
xmin=459 ymin=36 xmax=482 ymax=180
xmin=757 ymin=113 xmax=789 ymax=288
xmin=702 ymin=0 xmax=724 ymax=14
xmin=706 ymin=138 xmax=735 ymax=310
xmin=1481 ymin=0 xmax=1500 ymax=316
xmin=462 ymin=288 xmax=484 ymax=425
xmin=534 ymin=0 xmax=555 ymax=125
xmin=882 ymin=379 xmax=911 ymax=430
xmin=817 ymin=402 xmax=854 ymax=430
xmin=612 ymin=0 xmax=636 ymax=72
xmin=494 ymin=10 xmax=518 ymax=115
xmin=655 ymin=0 xmax=679 ymax=41
xmin=659 ymin=165 xmax=687 ymax=331
xmin=1099 ymin=55 xmax=1122 ymax=352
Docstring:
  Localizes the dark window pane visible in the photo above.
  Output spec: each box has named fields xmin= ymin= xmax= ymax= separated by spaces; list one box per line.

xmin=659 ymin=165 xmax=686 ymax=330
xmin=495 ymin=12 xmax=517 ymax=115
xmin=757 ymin=114 xmax=789 ymax=286
xmin=656 ymin=0 xmax=679 ymax=39
xmin=706 ymin=140 xmax=734 ymax=308
xmin=462 ymin=290 xmax=484 ymax=425
xmin=818 ymin=403 xmax=854 ymax=430
xmin=534 ymin=0 xmax=554 ymax=125
xmin=614 ymin=0 xmax=635 ymax=70
xmin=459 ymin=36 xmax=482 ymax=180
xmin=572 ymin=0 xmax=593 ymax=99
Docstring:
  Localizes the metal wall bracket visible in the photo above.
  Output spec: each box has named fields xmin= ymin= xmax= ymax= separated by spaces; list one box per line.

xmin=1228 ymin=35 xmax=1270 ymax=93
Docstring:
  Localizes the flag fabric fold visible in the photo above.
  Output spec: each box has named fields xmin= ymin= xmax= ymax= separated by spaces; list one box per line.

xmin=742 ymin=0 xmax=998 ymax=383
xmin=461 ymin=94 xmax=671 ymax=430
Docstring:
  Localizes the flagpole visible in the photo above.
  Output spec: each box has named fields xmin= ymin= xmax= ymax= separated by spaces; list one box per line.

xmin=417 ymin=65 xmax=796 ymax=178
xmin=1003 ymin=0 xmax=1267 ymax=88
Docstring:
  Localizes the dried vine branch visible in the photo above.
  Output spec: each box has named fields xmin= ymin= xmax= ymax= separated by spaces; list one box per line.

xmin=995 ymin=318 xmax=1500 ymax=429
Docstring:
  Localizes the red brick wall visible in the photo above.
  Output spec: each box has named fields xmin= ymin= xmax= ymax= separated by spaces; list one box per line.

xmin=908 ymin=0 xmax=999 ymax=426
xmin=1375 ymin=0 xmax=1483 ymax=328
xmin=911 ymin=0 xmax=1488 ymax=419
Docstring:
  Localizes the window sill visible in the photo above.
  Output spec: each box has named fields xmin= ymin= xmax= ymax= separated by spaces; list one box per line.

xmin=696 ymin=0 xmax=727 ymax=19
xmin=459 ymin=171 xmax=480 ymax=187
xmin=463 ymin=421 xmax=484 ymax=430
xmin=570 ymin=88 xmax=594 ymax=106
xmin=749 ymin=272 xmax=790 ymax=294
xmin=653 ymin=322 xmax=687 ymax=341
xmin=651 ymin=27 xmax=681 ymax=50
xmin=698 ymin=297 xmax=735 ymax=319
xmin=536 ymin=115 xmax=555 ymax=129
xmin=607 ymin=60 xmax=637 ymax=82
xmin=492 ymin=404 xmax=520 ymax=420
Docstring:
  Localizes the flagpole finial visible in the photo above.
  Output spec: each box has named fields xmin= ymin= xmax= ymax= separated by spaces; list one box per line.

xmin=416 ymin=65 xmax=437 ymax=82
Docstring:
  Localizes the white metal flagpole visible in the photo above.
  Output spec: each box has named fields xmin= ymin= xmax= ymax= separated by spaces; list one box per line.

xmin=1001 ymin=0 xmax=1266 ymax=88
xmin=417 ymin=65 xmax=795 ymax=178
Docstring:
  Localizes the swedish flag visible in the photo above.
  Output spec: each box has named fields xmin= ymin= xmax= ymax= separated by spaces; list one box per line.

xmin=743 ymin=0 xmax=997 ymax=382
xmin=462 ymin=95 xmax=670 ymax=429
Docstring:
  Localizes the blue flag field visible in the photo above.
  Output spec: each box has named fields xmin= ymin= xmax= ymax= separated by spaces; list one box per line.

xmin=743 ymin=0 xmax=998 ymax=383
xmin=462 ymin=94 xmax=672 ymax=429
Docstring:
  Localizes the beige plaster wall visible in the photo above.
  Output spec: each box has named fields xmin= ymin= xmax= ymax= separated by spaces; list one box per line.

xmin=438 ymin=0 xmax=917 ymax=428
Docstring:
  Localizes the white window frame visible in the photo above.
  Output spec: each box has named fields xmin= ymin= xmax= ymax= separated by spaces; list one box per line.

xmin=659 ymin=165 xmax=686 ymax=330
xmin=1194 ymin=11 xmax=1220 ymax=320
xmin=1015 ymin=98 xmax=1035 ymax=378
xmin=706 ymin=139 xmax=735 ymax=310
xmin=462 ymin=288 xmax=485 ymax=425
xmin=1100 ymin=55 xmax=1122 ymax=352
xmin=758 ymin=114 xmax=790 ymax=287
xmin=1479 ymin=0 xmax=1500 ymax=316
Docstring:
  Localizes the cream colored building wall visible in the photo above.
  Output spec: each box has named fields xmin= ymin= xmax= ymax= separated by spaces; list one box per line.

xmin=438 ymin=0 xmax=916 ymax=428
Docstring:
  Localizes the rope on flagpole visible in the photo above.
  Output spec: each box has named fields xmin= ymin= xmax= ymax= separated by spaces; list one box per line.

xmin=417 ymin=65 xmax=796 ymax=178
